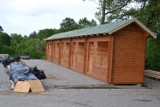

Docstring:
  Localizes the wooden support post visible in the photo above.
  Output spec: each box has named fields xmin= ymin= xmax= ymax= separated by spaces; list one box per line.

xmin=53 ymin=42 xmax=55 ymax=63
xmin=141 ymin=32 xmax=149 ymax=81
xmin=107 ymin=35 xmax=114 ymax=83
xmin=59 ymin=40 xmax=62 ymax=65
xmin=69 ymin=39 xmax=72 ymax=68
xmin=51 ymin=41 xmax=53 ymax=62
xmin=94 ymin=41 xmax=98 ymax=72
xmin=52 ymin=42 xmax=55 ymax=62
xmin=45 ymin=41 xmax=48 ymax=60
xmin=84 ymin=37 xmax=89 ymax=74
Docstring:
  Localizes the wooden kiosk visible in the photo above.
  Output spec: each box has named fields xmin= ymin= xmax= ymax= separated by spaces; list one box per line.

xmin=45 ymin=18 xmax=156 ymax=84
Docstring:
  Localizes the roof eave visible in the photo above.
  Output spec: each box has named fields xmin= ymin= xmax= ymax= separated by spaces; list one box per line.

xmin=108 ymin=18 xmax=157 ymax=39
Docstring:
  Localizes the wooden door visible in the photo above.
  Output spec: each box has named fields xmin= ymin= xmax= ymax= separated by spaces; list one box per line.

xmin=55 ymin=42 xmax=60 ymax=64
xmin=61 ymin=42 xmax=70 ymax=67
xmin=86 ymin=41 xmax=109 ymax=82
xmin=87 ymin=42 xmax=94 ymax=73
xmin=71 ymin=42 xmax=77 ymax=70
xmin=96 ymin=41 xmax=108 ymax=81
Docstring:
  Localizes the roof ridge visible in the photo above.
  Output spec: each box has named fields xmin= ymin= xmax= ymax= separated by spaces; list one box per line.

xmin=45 ymin=18 xmax=156 ymax=40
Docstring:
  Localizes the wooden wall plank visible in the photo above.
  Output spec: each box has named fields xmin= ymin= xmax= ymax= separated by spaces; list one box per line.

xmin=88 ymin=36 xmax=109 ymax=42
xmin=107 ymin=36 xmax=114 ymax=83
xmin=84 ymin=38 xmax=89 ymax=74
xmin=69 ymin=39 xmax=73 ymax=68
xmin=45 ymin=42 xmax=48 ymax=60
xmin=141 ymin=33 xmax=149 ymax=81
xmin=59 ymin=40 xmax=62 ymax=65
xmin=111 ymin=23 xmax=146 ymax=84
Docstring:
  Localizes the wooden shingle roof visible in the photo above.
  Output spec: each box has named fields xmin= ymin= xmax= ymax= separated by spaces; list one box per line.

xmin=45 ymin=18 xmax=156 ymax=41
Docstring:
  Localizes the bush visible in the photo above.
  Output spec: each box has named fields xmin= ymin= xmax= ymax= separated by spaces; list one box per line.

xmin=146 ymin=37 xmax=160 ymax=71
xmin=0 ymin=46 xmax=15 ymax=55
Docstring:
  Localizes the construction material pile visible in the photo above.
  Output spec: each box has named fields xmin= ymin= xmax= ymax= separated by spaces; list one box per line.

xmin=1 ymin=56 xmax=46 ymax=92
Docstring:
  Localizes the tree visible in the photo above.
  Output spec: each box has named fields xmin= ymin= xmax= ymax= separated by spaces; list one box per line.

xmin=60 ymin=17 xmax=81 ymax=32
xmin=84 ymin=0 xmax=131 ymax=23
xmin=14 ymin=38 xmax=45 ymax=59
xmin=10 ymin=33 xmax=23 ymax=47
xmin=78 ymin=17 xmax=97 ymax=28
xmin=101 ymin=0 xmax=106 ymax=24
xmin=0 ymin=32 xmax=11 ymax=46
xmin=0 ymin=26 xmax=3 ymax=32
xmin=146 ymin=37 xmax=160 ymax=71
xmin=37 ymin=28 xmax=58 ymax=40
xmin=29 ymin=31 xmax=38 ymax=39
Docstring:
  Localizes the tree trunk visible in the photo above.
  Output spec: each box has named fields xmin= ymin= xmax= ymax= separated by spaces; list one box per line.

xmin=101 ymin=0 xmax=106 ymax=24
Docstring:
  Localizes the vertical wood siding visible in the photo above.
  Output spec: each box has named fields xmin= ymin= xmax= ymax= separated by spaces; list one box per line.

xmin=60 ymin=40 xmax=70 ymax=67
xmin=111 ymin=23 xmax=147 ymax=84
xmin=45 ymin=23 xmax=148 ymax=84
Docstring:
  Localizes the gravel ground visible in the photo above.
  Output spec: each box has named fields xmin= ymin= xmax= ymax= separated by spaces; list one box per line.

xmin=0 ymin=59 xmax=160 ymax=107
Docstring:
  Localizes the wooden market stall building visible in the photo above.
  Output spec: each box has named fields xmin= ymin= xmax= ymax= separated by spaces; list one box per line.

xmin=45 ymin=18 xmax=156 ymax=84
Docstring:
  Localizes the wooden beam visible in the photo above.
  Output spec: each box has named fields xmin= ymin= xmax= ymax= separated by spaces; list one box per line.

xmin=59 ymin=40 xmax=62 ymax=65
xmin=69 ymin=39 xmax=72 ymax=68
xmin=141 ymin=34 xmax=147 ymax=81
xmin=52 ymin=42 xmax=55 ymax=62
xmin=88 ymin=36 xmax=110 ymax=42
xmin=45 ymin=42 xmax=48 ymax=60
xmin=68 ymin=39 xmax=72 ymax=68
xmin=72 ymin=38 xmax=85 ymax=42
xmin=84 ymin=38 xmax=89 ymax=74
xmin=107 ymin=35 xmax=114 ymax=83
xmin=145 ymin=70 xmax=160 ymax=80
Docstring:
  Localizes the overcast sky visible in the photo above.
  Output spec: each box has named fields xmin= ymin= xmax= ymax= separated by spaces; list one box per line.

xmin=0 ymin=0 xmax=98 ymax=36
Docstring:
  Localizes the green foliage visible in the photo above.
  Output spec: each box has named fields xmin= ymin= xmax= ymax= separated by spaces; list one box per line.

xmin=146 ymin=37 xmax=160 ymax=71
xmin=0 ymin=26 xmax=3 ymax=32
xmin=14 ymin=38 xmax=45 ymax=59
xmin=29 ymin=31 xmax=38 ymax=39
xmin=0 ymin=32 xmax=11 ymax=46
xmin=94 ymin=0 xmax=132 ymax=23
xmin=0 ymin=45 xmax=15 ymax=55
xmin=2 ymin=16 xmax=96 ymax=59
xmin=37 ymin=28 xmax=59 ymax=40
xmin=60 ymin=17 xmax=81 ymax=32
xmin=60 ymin=17 xmax=97 ymax=32
xmin=0 ymin=17 xmax=96 ymax=59
xmin=10 ymin=33 xmax=23 ymax=47
xmin=78 ymin=17 xmax=97 ymax=28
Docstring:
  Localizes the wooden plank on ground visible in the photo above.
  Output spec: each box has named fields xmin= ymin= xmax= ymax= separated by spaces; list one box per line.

xmin=28 ymin=80 xmax=45 ymax=92
xmin=14 ymin=81 xmax=31 ymax=93
xmin=0 ymin=54 xmax=9 ymax=57
xmin=13 ymin=80 xmax=45 ymax=93
xmin=145 ymin=70 xmax=160 ymax=80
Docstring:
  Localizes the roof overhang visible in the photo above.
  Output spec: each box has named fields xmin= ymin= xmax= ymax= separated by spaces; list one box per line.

xmin=108 ymin=18 xmax=157 ymax=39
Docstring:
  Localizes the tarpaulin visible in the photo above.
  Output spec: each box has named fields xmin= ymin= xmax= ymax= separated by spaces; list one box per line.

xmin=5 ymin=61 xmax=38 ymax=83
